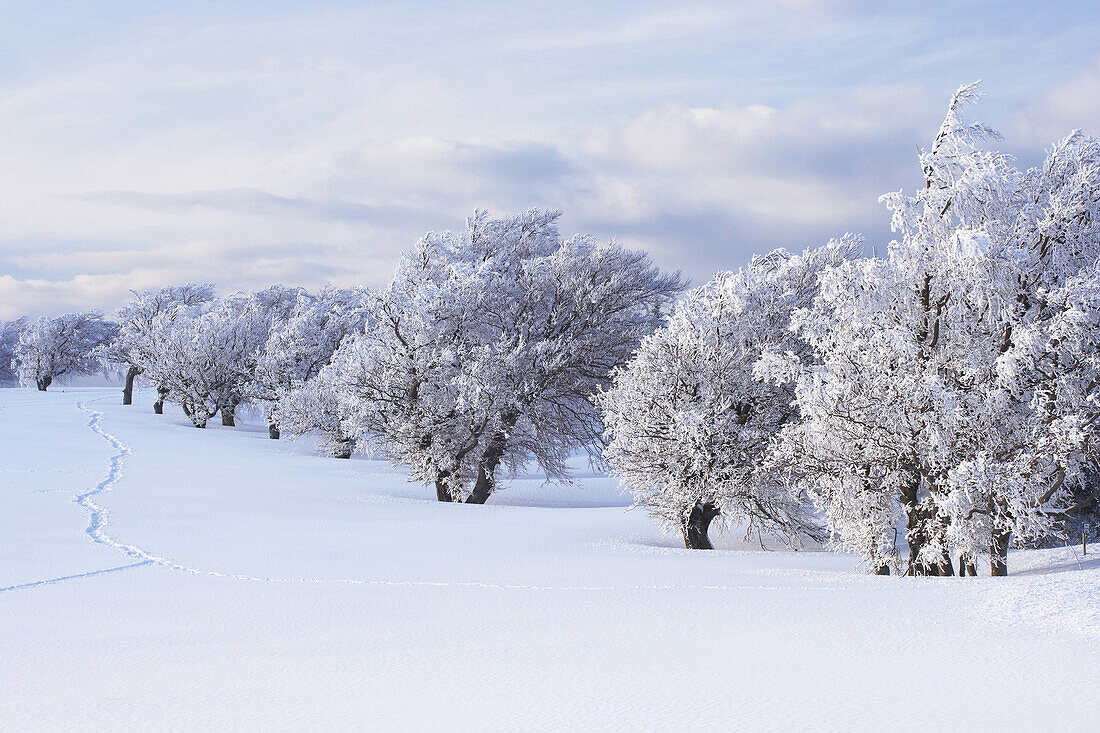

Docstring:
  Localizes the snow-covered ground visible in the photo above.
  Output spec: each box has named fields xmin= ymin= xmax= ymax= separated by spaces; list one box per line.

xmin=1 ymin=387 xmax=1098 ymax=731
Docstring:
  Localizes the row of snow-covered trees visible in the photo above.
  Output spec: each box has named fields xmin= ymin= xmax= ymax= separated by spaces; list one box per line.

xmin=2 ymin=84 xmax=1097 ymax=575
xmin=2 ymin=209 xmax=684 ymax=504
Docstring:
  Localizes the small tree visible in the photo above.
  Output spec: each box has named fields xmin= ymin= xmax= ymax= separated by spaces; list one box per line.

xmin=274 ymin=366 xmax=359 ymax=457
xmin=213 ymin=285 xmax=306 ymax=426
xmin=0 ymin=318 xmax=26 ymax=386
xmin=102 ymin=283 xmax=216 ymax=405
xmin=144 ymin=286 xmax=305 ymax=428
xmin=251 ymin=287 xmax=371 ymax=439
xmin=142 ymin=308 xmax=228 ymax=428
xmin=329 ymin=209 xmax=684 ymax=502
xmin=598 ymin=240 xmax=856 ymax=549
xmin=14 ymin=312 xmax=117 ymax=391
xmin=942 ymin=261 xmax=1100 ymax=574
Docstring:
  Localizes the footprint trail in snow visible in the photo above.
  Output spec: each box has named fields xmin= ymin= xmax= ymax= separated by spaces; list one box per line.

xmin=6 ymin=397 xmax=844 ymax=595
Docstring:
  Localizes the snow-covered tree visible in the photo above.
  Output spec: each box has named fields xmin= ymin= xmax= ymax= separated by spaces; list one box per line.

xmin=778 ymin=83 xmax=1100 ymax=575
xmin=14 ymin=312 xmax=118 ymax=391
xmin=0 ymin=318 xmax=26 ymax=386
xmin=939 ymin=262 xmax=1100 ymax=572
xmin=144 ymin=286 xmax=305 ymax=428
xmin=102 ymin=283 xmax=216 ymax=406
xmin=1018 ymin=265 xmax=1100 ymax=537
xmin=251 ymin=287 xmax=371 ymax=439
xmin=329 ymin=209 xmax=684 ymax=502
xmin=274 ymin=365 xmax=359 ymax=457
xmin=598 ymin=239 xmax=857 ymax=549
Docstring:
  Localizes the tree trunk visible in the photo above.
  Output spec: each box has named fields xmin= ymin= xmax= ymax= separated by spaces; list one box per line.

xmin=154 ymin=386 xmax=168 ymax=414
xmin=874 ymin=564 xmax=891 ymax=575
xmin=268 ymin=420 xmax=280 ymax=440
xmin=220 ymin=406 xmax=235 ymax=427
xmin=901 ymin=477 xmax=927 ymax=575
xmin=182 ymin=403 xmax=207 ymax=429
xmin=682 ymin=501 xmax=720 ymax=550
xmin=465 ymin=414 xmax=518 ymax=505
xmin=917 ymin=554 xmax=953 ymax=576
xmin=334 ymin=436 xmax=354 ymax=459
xmin=435 ymin=477 xmax=455 ymax=502
xmin=466 ymin=445 xmax=503 ymax=504
xmin=936 ymin=548 xmax=954 ymax=576
xmin=958 ymin=554 xmax=977 ymax=577
xmin=36 ymin=375 xmax=52 ymax=391
xmin=991 ymin=528 xmax=1010 ymax=577
xmin=122 ymin=366 xmax=140 ymax=405
xmin=901 ymin=475 xmax=954 ymax=576
xmin=466 ymin=461 xmax=498 ymax=504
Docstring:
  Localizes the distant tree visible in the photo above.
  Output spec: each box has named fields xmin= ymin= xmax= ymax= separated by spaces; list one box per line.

xmin=329 ymin=209 xmax=684 ymax=502
xmin=143 ymin=299 xmax=253 ymax=428
xmin=14 ymin=312 xmax=118 ymax=391
xmin=274 ymin=366 xmax=359 ymax=457
xmin=144 ymin=286 xmax=304 ymax=428
xmin=101 ymin=283 xmax=216 ymax=406
xmin=251 ymin=287 xmax=371 ymax=439
xmin=598 ymin=239 xmax=857 ymax=549
xmin=0 ymin=318 xmax=26 ymax=386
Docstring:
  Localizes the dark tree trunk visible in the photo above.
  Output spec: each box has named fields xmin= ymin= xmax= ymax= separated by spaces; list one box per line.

xmin=154 ymin=386 xmax=168 ymax=414
xmin=268 ymin=421 xmax=280 ymax=440
xmin=435 ymin=478 xmax=455 ymax=502
xmin=182 ymin=403 xmax=207 ymax=428
xmin=466 ymin=447 xmax=502 ymax=504
xmin=36 ymin=376 xmax=52 ymax=391
xmin=220 ymin=406 xmax=235 ymax=427
xmin=466 ymin=460 xmax=499 ymax=504
xmin=334 ymin=436 xmax=354 ymax=459
xmin=917 ymin=553 xmax=953 ymax=576
xmin=874 ymin=564 xmax=891 ymax=575
xmin=122 ymin=366 xmax=140 ymax=405
xmin=991 ymin=528 xmax=1010 ymax=577
xmin=959 ymin=554 xmax=977 ymax=577
xmin=682 ymin=501 xmax=720 ymax=550
xmin=901 ymin=477 xmax=927 ymax=575
xmin=936 ymin=548 xmax=954 ymax=576
xmin=901 ymin=476 xmax=954 ymax=576
xmin=465 ymin=414 xmax=518 ymax=505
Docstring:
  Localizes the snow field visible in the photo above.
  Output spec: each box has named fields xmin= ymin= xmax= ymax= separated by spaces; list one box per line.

xmin=1 ymin=388 xmax=1098 ymax=731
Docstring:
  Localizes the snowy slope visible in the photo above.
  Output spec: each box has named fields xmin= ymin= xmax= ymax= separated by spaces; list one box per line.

xmin=1 ymin=387 xmax=1098 ymax=731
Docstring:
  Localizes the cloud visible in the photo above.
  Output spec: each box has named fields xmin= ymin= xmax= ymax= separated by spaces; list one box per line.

xmin=75 ymin=189 xmax=423 ymax=227
xmin=1 ymin=3 xmax=1098 ymax=318
xmin=0 ymin=137 xmax=583 ymax=318
xmin=1012 ymin=57 xmax=1100 ymax=147
xmin=322 ymin=139 xmax=576 ymax=209
xmin=0 ymin=78 xmax=1074 ymax=319
xmin=564 ymin=85 xmax=945 ymax=278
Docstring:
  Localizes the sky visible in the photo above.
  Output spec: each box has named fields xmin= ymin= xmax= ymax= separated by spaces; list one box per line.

xmin=2 ymin=0 xmax=1100 ymax=319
